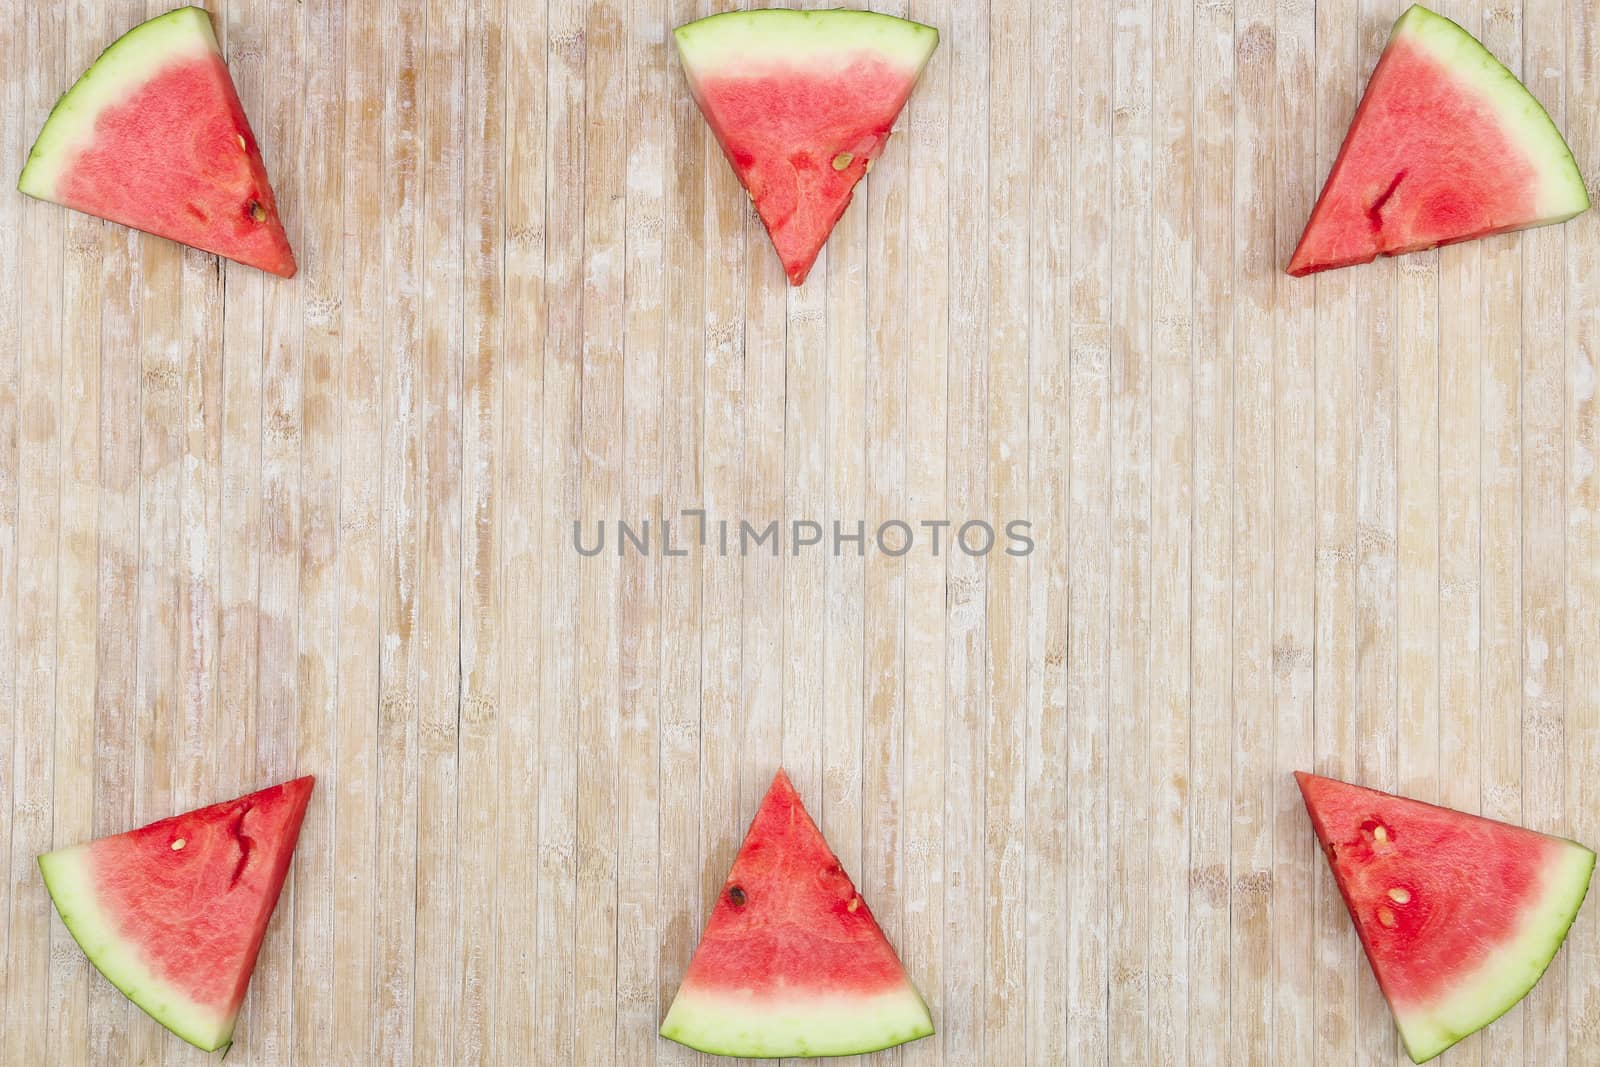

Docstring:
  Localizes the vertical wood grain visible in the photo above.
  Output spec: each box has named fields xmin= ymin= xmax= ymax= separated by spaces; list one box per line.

xmin=1230 ymin=0 xmax=1276 ymax=1060
xmin=0 ymin=0 xmax=21 ymax=1049
xmin=87 ymin=10 xmax=146 ymax=1066
xmin=456 ymin=0 xmax=505 ymax=1057
xmin=1312 ymin=1 xmax=1362 ymax=1062
xmin=1434 ymin=7 xmax=1487 ymax=1067
xmin=859 ymin=10 xmax=911 ymax=1065
xmin=1478 ymin=6 xmax=1529 ymax=1066
xmin=986 ymin=0 xmax=1030 ymax=1062
xmin=288 ymin=0 xmax=343 ymax=1054
xmin=414 ymin=0 xmax=466 ymax=1055
xmin=899 ymin=1 xmax=949 ymax=1061
xmin=615 ymin=6 xmax=666 ymax=1062
xmin=4 ymin=2 xmax=1600 ymax=1064
xmin=654 ymin=2 xmax=705 ymax=1063
xmin=328 ymin=0 xmax=386 ymax=1057
xmin=1066 ymin=0 xmax=1111 ymax=1055
xmin=1566 ymin=0 xmax=1600 ymax=1057
xmin=942 ymin=0 xmax=986 ymax=1059
xmin=1026 ymin=0 xmax=1071 ymax=1060
xmin=1270 ymin=0 xmax=1318 ymax=1054
xmin=1149 ymin=0 xmax=1194 ymax=1059
xmin=575 ymin=2 xmax=626 ymax=1061
xmin=1189 ymin=0 xmax=1234 ymax=1054
xmin=1107 ymin=0 xmax=1152 ymax=1053
xmin=1520 ymin=1 xmax=1572 ymax=1062
xmin=495 ymin=0 xmax=546 ymax=1059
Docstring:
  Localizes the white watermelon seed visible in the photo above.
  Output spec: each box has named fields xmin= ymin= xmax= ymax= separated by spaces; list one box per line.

xmin=1388 ymin=887 xmax=1411 ymax=904
xmin=1378 ymin=907 xmax=1397 ymax=928
xmin=171 ymin=838 xmax=186 ymax=851
xmin=847 ymin=896 xmax=859 ymax=913
xmin=832 ymin=152 xmax=854 ymax=171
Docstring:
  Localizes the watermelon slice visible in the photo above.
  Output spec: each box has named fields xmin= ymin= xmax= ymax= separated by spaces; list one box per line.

xmin=18 ymin=7 xmax=297 ymax=277
xmin=1296 ymin=772 xmax=1594 ymax=1062
xmin=1287 ymin=4 xmax=1588 ymax=276
xmin=660 ymin=769 xmax=933 ymax=1057
xmin=674 ymin=10 xmax=938 ymax=286
xmin=39 ymin=776 xmax=314 ymax=1052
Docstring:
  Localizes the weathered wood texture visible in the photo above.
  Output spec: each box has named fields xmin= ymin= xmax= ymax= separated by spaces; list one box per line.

xmin=2 ymin=0 xmax=1599 ymax=1064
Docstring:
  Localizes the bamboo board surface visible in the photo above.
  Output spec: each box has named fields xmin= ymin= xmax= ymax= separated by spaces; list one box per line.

xmin=2 ymin=0 xmax=1600 ymax=1064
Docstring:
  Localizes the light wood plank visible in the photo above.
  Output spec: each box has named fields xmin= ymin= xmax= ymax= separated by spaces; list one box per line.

xmin=536 ymin=0 xmax=585 ymax=1059
xmin=654 ymin=3 xmax=706 ymax=1064
xmin=941 ymin=0 xmax=988 ymax=1059
xmin=0 ymin=0 xmax=22 ymax=1048
xmin=1148 ymin=0 xmax=1194 ymax=1058
xmin=899 ymin=1 xmax=950 ymax=1061
xmin=1311 ymin=0 xmax=1363 ymax=1061
xmin=288 ymin=0 xmax=346 ymax=1058
xmin=1477 ymin=1 xmax=1530 ymax=1062
xmin=413 ymin=0 xmax=467 ymax=1057
xmin=1270 ymin=0 xmax=1319 ymax=1056
xmin=455 ymin=0 xmax=507 ymax=1058
xmin=575 ymin=1 xmax=628 ymax=1061
xmin=1566 ymin=0 xmax=1600 ymax=1058
xmin=1230 ymin=0 xmax=1277 ymax=1058
xmin=1188 ymin=0 xmax=1234 ymax=1056
xmin=8 ymin=9 xmax=67 ymax=1066
xmin=614 ymin=6 xmax=667 ymax=1062
xmin=985 ymin=0 xmax=1030 ymax=1062
xmin=1106 ymin=0 xmax=1152 ymax=1057
xmin=1024 ymin=0 xmax=1072 ymax=1059
xmin=1520 ymin=2 xmax=1573 ymax=1062
xmin=5 ymin=3 xmax=1600 ymax=1064
xmin=494 ymin=0 xmax=547 ymax=1060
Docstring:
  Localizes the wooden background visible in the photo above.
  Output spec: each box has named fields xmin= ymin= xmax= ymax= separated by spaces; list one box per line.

xmin=2 ymin=0 xmax=1599 ymax=1063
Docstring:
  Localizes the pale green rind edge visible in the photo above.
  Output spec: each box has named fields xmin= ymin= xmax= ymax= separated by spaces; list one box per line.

xmin=659 ymin=986 xmax=935 ymax=1058
xmin=18 ymin=6 xmax=219 ymax=199
xmin=1393 ymin=3 xmax=1589 ymax=221
xmin=1397 ymin=840 xmax=1595 ymax=1063
xmin=38 ymin=845 xmax=234 ymax=1053
xmin=674 ymin=9 xmax=939 ymax=77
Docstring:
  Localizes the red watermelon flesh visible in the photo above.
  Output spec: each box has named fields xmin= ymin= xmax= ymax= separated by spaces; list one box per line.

xmin=39 ymin=776 xmax=314 ymax=1052
xmin=18 ymin=7 xmax=296 ymax=277
xmin=1296 ymin=772 xmax=1593 ymax=1062
xmin=660 ymin=769 xmax=933 ymax=1057
xmin=675 ymin=10 xmax=938 ymax=286
xmin=1287 ymin=5 xmax=1588 ymax=276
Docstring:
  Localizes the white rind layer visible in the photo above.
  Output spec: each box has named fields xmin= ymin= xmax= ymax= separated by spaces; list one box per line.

xmin=38 ymin=844 xmax=234 ymax=1052
xmin=660 ymin=984 xmax=935 ymax=1058
xmin=674 ymin=10 xmax=939 ymax=80
xmin=1393 ymin=3 xmax=1589 ymax=221
xmin=18 ymin=7 xmax=219 ymax=199
xmin=1395 ymin=840 xmax=1595 ymax=1063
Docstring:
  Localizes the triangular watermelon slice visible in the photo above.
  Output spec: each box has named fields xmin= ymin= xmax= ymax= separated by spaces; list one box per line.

xmin=39 ymin=776 xmax=314 ymax=1052
xmin=674 ymin=10 xmax=938 ymax=286
xmin=1287 ymin=4 xmax=1588 ymax=276
xmin=18 ymin=7 xmax=297 ymax=277
xmin=1296 ymin=772 xmax=1594 ymax=1062
xmin=661 ymin=769 xmax=933 ymax=1057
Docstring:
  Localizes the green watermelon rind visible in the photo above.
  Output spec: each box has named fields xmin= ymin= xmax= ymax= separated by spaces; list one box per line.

xmin=1394 ymin=4 xmax=1589 ymax=222
xmin=39 ymin=844 xmax=235 ymax=1053
xmin=660 ymin=985 xmax=934 ymax=1059
xmin=1395 ymin=840 xmax=1594 ymax=1064
xmin=674 ymin=9 xmax=939 ymax=76
xmin=18 ymin=7 xmax=220 ymax=200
